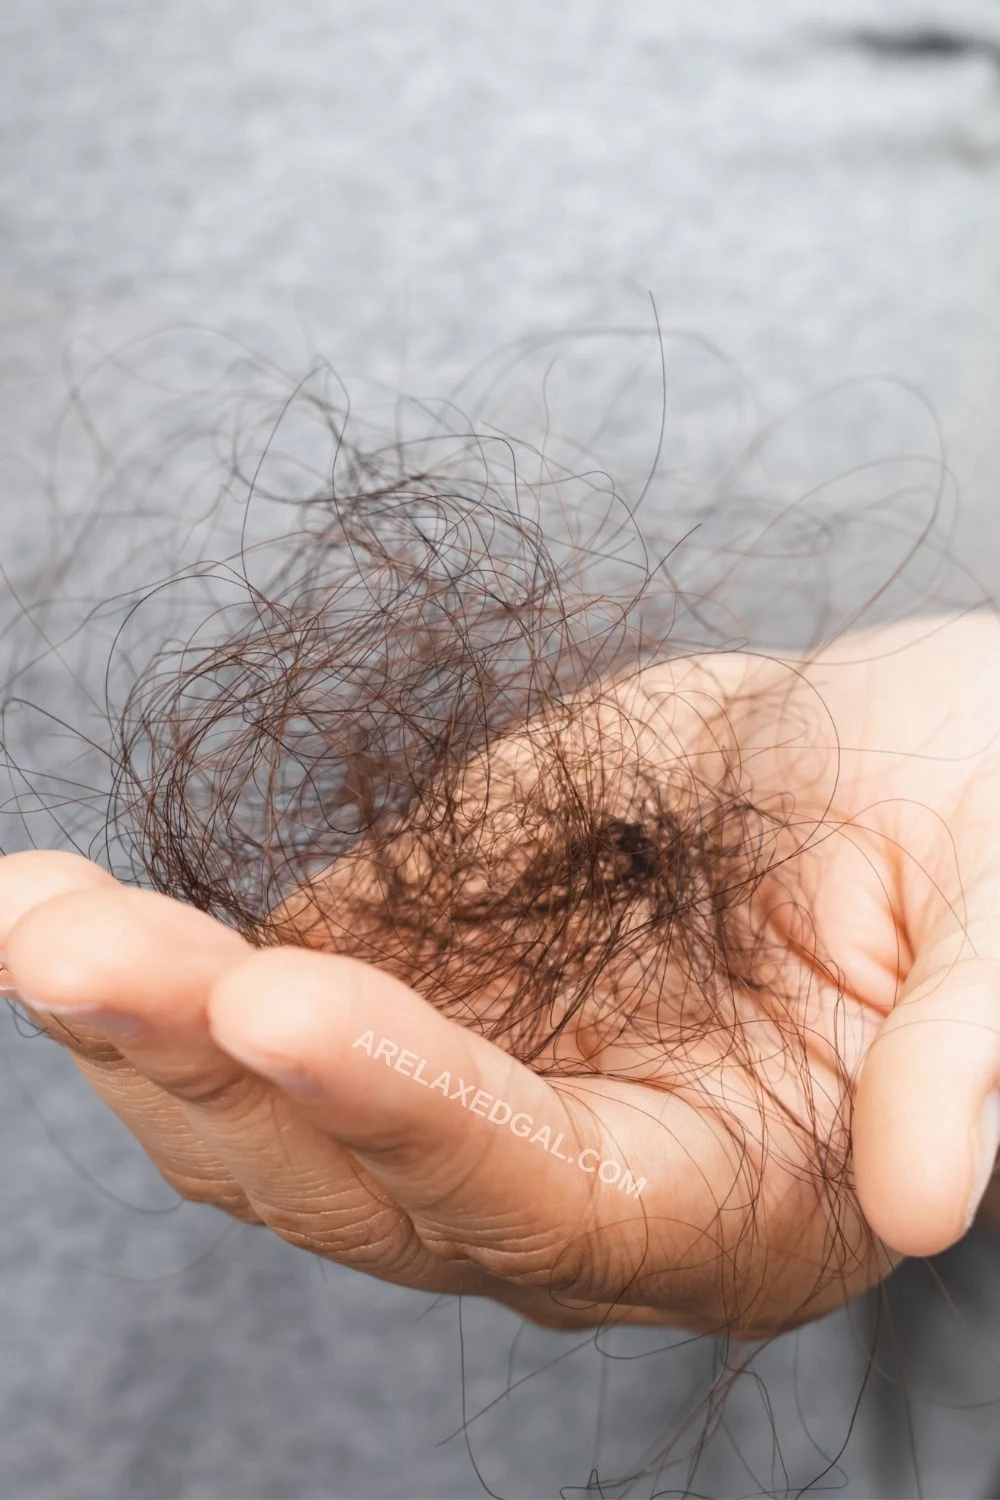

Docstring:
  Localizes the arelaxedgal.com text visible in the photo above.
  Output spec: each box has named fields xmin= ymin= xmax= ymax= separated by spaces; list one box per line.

xmin=352 ymin=1029 xmax=647 ymax=1198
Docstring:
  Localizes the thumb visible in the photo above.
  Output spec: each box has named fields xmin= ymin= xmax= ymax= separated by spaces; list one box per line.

xmin=852 ymin=864 xmax=1000 ymax=1259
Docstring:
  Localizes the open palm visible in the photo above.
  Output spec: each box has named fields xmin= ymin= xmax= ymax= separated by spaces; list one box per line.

xmin=3 ymin=611 xmax=998 ymax=1336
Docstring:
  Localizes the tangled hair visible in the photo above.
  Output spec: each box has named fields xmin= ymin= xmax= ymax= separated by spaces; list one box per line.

xmin=0 ymin=328 xmax=971 ymax=1496
xmin=109 ymin=404 xmax=785 ymax=1074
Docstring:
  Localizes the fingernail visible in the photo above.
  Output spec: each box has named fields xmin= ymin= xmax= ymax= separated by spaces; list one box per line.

xmin=967 ymin=1089 xmax=1000 ymax=1229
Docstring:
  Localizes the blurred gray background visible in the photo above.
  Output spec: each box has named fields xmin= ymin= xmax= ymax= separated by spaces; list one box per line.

xmin=3 ymin=1 xmax=1000 ymax=1497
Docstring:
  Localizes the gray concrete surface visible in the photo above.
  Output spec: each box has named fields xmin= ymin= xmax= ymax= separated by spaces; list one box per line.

xmin=3 ymin=2 xmax=1000 ymax=1496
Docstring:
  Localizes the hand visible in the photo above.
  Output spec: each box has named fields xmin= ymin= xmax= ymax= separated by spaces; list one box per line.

xmin=2 ymin=611 xmax=998 ymax=1336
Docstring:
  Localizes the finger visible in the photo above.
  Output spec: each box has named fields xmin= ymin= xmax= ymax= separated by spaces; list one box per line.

xmin=68 ymin=1051 xmax=266 ymax=1222
xmin=0 ymin=850 xmax=116 ymax=944
xmin=1 ymin=873 xmax=265 ymax=1222
xmin=853 ymin=843 xmax=1000 ymax=1258
xmin=0 ymin=852 xmax=115 ymax=1045
xmin=207 ymin=945 xmax=745 ymax=1312
xmin=2 ymin=876 xmax=284 ymax=1099
xmin=4 ymin=882 xmax=474 ymax=1287
xmin=5 ymin=883 xmax=251 ymax=1086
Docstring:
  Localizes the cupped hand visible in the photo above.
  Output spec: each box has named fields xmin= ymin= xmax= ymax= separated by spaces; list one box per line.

xmin=3 ymin=611 xmax=999 ymax=1337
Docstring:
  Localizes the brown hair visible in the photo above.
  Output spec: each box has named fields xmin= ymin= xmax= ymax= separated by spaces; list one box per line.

xmin=0 ymin=326 xmax=967 ymax=1495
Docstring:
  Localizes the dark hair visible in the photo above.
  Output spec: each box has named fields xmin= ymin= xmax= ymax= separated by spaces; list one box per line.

xmin=0 ymin=325 xmax=973 ymax=1497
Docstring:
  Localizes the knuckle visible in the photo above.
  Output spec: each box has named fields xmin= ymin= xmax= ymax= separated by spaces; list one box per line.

xmin=424 ymin=1219 xmax=581 ymax=1288
xmin=149 ymin=1063 xmax=256 ymax=1110
xmin=250 ymin=1193 xmax=418 ymax=1274
xmin=24 ymin=1010 xmax=125 ymax=1066
xmin=154 ymin=1163 xmax=259 ymax=1221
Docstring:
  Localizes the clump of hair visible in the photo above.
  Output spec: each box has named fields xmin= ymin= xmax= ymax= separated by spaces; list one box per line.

xmin=101 ymin=384 xmax=799 ymax=1082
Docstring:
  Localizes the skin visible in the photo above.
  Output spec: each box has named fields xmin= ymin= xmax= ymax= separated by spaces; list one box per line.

xmin=1 ymin=610 xmax=999 ymax=1337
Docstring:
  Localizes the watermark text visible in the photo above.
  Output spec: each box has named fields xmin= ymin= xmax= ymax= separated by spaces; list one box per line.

xmin=352 ymin=1029 xmax=646 ymax=1198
